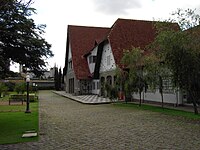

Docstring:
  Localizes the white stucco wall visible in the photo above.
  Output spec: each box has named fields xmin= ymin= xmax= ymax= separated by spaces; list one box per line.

xmin=100 ymin=42 xmax=116 ymax=73
xmin=68 ymin=43 xmax=72 ymax=60
xmin=132 ymin=90 xmax=183 ymax=105
xmin=87 ymin=46 xmax=98 ymax=74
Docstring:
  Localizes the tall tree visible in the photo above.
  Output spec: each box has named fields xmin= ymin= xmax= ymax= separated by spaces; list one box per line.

xmin=121 ymin=47 xmax=147 ymax=106
xmin=115 ymin=66 xmax=128 ymax=102
xmin=152 ymin=9 xmax=200 ymax=114
xmin=58 ymin=67 xmax=62 ymax=90
xmin=0 ymin=0 xmax=53 ymax=77
xmin=144 ymin=53 xmax=171 ymax=108
xmin=54 ymin=67 xmax=59 ymax=91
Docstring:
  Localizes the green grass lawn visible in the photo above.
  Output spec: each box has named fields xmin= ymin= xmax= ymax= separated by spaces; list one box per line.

xmin=0 ymin=102 xmax=39 ymax=145
xmin=113 ymin=102 xmax=200 ymax=120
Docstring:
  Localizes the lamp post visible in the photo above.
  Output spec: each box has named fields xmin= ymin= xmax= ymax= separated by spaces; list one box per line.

xmin=25 ymin=75 xmax=31 ymax=113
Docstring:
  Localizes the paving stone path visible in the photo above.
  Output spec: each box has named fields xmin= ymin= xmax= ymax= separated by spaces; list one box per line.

xmin=0 ymin=91 xmax=200 ymax=150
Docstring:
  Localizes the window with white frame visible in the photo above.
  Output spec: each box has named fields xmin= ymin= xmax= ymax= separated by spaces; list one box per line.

xmin=162 ymin=76 xmax=173 ymax=93
xmin=89 ymin=56 xmax=92 ymax=63
xmin=68 ymin=60 xmax=72 ymax=69
xmin=93 ymin=56 xmax=97 ymax=63
xmin=89 ymin=56 xmax=97 ymax=64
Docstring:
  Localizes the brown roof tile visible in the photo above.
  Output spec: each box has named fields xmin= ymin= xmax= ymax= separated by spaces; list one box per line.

xmin=68 ymin=25 xmax=110 ymax=79
xmin=108 ymin=19 xmax=157 ymax=67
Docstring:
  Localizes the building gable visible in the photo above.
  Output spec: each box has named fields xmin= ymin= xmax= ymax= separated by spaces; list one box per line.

xmin=65 ymin=25 xmax=110 ymax=79
xmin=99 ymin=41 xmax=116 ymax=73
xmin=108 ymin=19 xmax=158 ymax=68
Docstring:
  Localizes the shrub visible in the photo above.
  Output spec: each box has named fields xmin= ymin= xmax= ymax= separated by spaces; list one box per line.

xmin=14 ymin=82 xmax=26 ymax=94
xmin=4 ymin=82 xmax=15 ymax=91
xmin=110 ymin=86 xmax=118 ymax=100
xmin=0 ymin=83 xmax=8 ymax=97
xmin=105 ymin=82 xmax=112 ymax=98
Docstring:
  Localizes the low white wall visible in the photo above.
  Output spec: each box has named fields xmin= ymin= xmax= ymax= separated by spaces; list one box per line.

xmin=133 ymin=90 xmax=183 ymax=105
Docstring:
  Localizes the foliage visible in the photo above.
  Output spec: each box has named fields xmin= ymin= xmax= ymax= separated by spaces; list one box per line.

xmin=104 ymin=81 xmax=118 ymax=101
xmin=121 ymin=47 xmax=147 ymax=105
xmin=152 ymin=8 xmax=200 ymax=114
xmin=115 ymin=66 xmax=127 ymax=91
xmin=110 ymin=85 xmax=118 ymax=100
xmin=170 ymin=8 xmax=200 ymax=30
xmin=104 ymin=82 xmax=111 ymax=98
xmin=58 ymin=67 xmax=62 ymax=89
xmin=4 ymin=82 xmax=15 ymax=91
xmin=0 ymin=70 xmax=21 ymax=79
xmin=0 ymin=0 xmax=53 ymax=77
xmin=100 ymin=80 xmax=106 ymax=97
xmin=144 ymin=53 xmax=171 ymax=108
xmin=0 ymin=83 xmax=8 ymax=97
xmin=14 ymin=82 xmax=26 ymax=94
xmin=54 ymin=67 xmax=62 ymax=91
xmin=54 ymin=67 xmax=59 ymax=91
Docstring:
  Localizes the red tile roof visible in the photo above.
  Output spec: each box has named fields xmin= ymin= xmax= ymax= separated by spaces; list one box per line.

xmin=68 ymin=25 xmax=110 ymax=79
xmin=108 ymin=19 xmax=157 ymax=67
xmin=67 ymin=19 xmax=178 ymax=79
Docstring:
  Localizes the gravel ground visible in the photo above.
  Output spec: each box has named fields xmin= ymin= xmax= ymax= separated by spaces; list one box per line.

xmin=0 ymin=90 xmax=199 ymax=150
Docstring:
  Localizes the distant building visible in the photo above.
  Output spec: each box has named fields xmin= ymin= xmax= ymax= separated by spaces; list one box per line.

xmin=50 ymin=66 xmax=56 ymax=78
xmin=19 ymin=64 xmax=57 ymax=80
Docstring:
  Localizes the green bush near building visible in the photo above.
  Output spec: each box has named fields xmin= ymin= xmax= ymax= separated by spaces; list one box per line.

xmin=14 ymin=82 xmax=26 ymax=94
xmin=0 ymin=83 xmax=8 ymax=98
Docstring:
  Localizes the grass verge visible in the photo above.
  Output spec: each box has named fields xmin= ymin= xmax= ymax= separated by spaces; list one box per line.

xmin=0 ymin=102 xmax=39 ymax=145
xmin=113 ymin=102 xmax=200 ymax=120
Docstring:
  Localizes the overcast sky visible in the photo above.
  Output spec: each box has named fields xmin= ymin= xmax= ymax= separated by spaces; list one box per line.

xmin=11 ymin=0 xmax=200 ymax=72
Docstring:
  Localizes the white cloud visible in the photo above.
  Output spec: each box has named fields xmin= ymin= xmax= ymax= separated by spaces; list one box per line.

xmin=93 ymin=0 xmax=142 ymax=15
xmin=15 ymin=0 xmax=199 ymax=72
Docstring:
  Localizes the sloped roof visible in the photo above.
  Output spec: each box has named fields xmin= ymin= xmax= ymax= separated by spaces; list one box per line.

xmin=107 ymin=18 xmax=158 ymax=67
xmin=67 ymin=25 xmax=110 ymax=79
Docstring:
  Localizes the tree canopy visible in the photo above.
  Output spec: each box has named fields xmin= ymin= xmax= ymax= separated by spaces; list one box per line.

xmin=120 ymin=47 xmax=147 ymax=105
xmin=152 ymin=9 xmax=200 ymax=114
xmin=118 ymin=9 xmax=200 ymax=114
xmin=0 ymin=0 xmax=53 ymax=78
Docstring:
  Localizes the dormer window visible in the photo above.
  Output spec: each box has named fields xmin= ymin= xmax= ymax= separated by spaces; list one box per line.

xmin=89 ymin=56 xmax=97 ymax=64
xmin=93 ymin=56 xmax=97 ymax=63
xmin=68 ymin=59 xmax=72 ymax=69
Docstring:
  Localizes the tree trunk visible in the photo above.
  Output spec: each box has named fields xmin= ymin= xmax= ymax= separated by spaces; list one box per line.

xmin=161 ymin=91 xmax=164 ymax=108
xmin=139 ymin=91 xmax=141 ymax=106
xmin=192 ymin=101 xmax=198 ymax=115
xmin=159 ymin=75 xmax=164 ymax=108
xmin=190 ymin=90 xmax=199 ymax=115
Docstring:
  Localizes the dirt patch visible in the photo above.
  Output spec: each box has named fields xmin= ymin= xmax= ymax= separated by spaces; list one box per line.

xmin=0 ymin=101 xmax=25 ymax=106
xmin=0 ymin=101 xmax=9 ymax=106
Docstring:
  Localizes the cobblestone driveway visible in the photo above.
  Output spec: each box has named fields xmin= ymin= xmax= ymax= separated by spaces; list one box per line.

xmin=1 ymin=91 xmax=200 ymax=150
